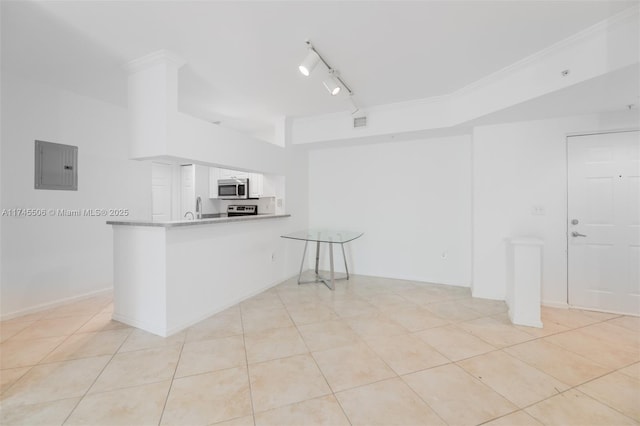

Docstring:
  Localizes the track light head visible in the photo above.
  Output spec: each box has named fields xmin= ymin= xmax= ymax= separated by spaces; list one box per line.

xmin=347 ymin=96 xmax=360 ymax=115
xmin=323 ymin=77 xmax=341 ymax=96
xmin=299 ymin=49 xmax=320 ymax=76
xmin=299 ymin=40 xmax=354 ymax=101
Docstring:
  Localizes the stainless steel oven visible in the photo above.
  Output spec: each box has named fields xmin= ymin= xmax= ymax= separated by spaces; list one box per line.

xmin=218 ymin=178 xmax=248 ymax=199
xmin=227 ymin=205 xmax=257 ymax=216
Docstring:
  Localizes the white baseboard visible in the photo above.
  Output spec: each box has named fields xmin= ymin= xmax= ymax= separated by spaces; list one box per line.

xmin=543 ymin=299 xmax=638 ymax=316
xmin=542 ymin=300 xmax=569 ymax=309
xmin=361 ymin=272 xmax=471 ymax=289
xmin=1 ymin=287 xmax=113 ymax=321
xmin=509 ymin=308 xmax=543 ymax=328
xmin=471 ymin=289 xmax=505 ymax=301
xmin=566 ymin=305 xmax=639 ymax=317
xmin=111 ymin=312 xmax=166 ymax=337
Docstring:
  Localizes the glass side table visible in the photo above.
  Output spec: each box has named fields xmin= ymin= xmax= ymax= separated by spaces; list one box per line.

xmin=281 ymin=229 xmax=364 ymax=290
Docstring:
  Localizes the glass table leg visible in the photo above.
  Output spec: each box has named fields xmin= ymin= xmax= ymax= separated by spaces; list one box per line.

xmin=329 ymin=242 xmax=335 ymax=290
xmin=340 ymin=242 xmax=349 ymax=280
xmin=297 ymin=240 xmax=309 ymax=285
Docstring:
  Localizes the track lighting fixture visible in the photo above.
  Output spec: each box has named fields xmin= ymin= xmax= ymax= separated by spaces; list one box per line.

xmin=347 ymin=96 xmax=360 ymax=115
xmin=298 ymin=49 xmax=320 ymax=77
xmin=323 ymin=71 xmax=341 ymax=96
xmin=323 ymin=78 xmax=341 ymax=96
xmin=298 ymin=40 xmax=357 ymax=106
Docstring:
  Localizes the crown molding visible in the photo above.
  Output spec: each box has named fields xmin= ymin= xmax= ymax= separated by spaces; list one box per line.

xmin=290 ymin=4 xmax=639 ymax=145
xmin=454 ymin=5 xmax=639 ymax=97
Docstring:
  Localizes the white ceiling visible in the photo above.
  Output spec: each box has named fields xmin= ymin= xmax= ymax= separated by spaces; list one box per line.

xmin=465 ymin=63 xmax=640 ymax=129
xmin=2 ymin=1 xmax=637 ymax=136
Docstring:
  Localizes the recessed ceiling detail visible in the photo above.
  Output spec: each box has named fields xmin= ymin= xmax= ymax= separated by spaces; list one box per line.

xmin=2 ymin=0 xmax=638 ymax=139
xmin=291 ymin=5 xmax=639 ymax=145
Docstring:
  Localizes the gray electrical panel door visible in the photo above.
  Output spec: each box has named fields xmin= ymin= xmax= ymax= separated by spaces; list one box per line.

xmin=34 ymin=140 xmax=78 ymax=190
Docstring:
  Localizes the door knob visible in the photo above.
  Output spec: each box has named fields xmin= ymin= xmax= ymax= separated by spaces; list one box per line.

xmin=571 ymin=231 xmax=587 ymax=237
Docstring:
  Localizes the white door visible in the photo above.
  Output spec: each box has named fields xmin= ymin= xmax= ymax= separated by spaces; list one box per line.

xmin=181 ymin=164 xmax=195 ymax=218
xmin=151 ymin=162 xmax=172 ymax=221
xmin=568 ymin=130 xmax=640 ymax=315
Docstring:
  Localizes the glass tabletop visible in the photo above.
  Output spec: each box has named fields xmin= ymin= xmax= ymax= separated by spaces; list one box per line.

xmin=281 ymin=229 xmax=363 ymax=244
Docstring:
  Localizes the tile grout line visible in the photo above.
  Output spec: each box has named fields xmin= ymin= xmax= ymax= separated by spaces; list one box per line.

xmin=498 ymin=338 xmax=616 ymax=384
xmin=4 ymin=279 xmax=637 ymax=425
xmin=3 ymin=298 xmax=111 ymax=326
xmin=399 ymin=307 xmax=639 ymax=424
xmin=0 ymin=307 xmax=109 ymax=397
xmin=500 ymin=378 xmax=638 ymax=425
xmin=448 ymin=342 xmax=639 ymax=425
xmin=446 ymin=308 xmax=628 ymax=365
xmin=385 ymin=293 xmax=554 ymax=424
xmin=599 ymin=315 xmax=639 ymax=333
xmin=276 ymin=284 xmax=353 ymax=425
xmin=556 ymin=363 xmax=640 ymax=421
xmin=59 ymin=325 xmax=135 ymax=425
xmin=280 ymin=281 xmax=468 ymax=424
xmin=474 ymin=408 xmax=529 ymax=426
xmin=18 ymin=328 xmax=135 ymax=367
xmin=535 ymin=322 xmax=635 ymax=367
xmin=413 ymin=359 xmax=519 ymax=422
xmin=339 ymin=283 xmax=454 ymax=424
xmin=351 ymin=286 xmax=458 ymax=423
xmin=156 ymin=337 xmax=186 ymax=426
xmin=568 ymin=383 xmax=639 ymax=423
xmin=238 ymin=303 xmax=257 ymax=426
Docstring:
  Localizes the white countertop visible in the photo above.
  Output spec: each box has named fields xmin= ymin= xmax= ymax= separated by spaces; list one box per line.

xmin=107 ymin=213 xmax=290 ymax=228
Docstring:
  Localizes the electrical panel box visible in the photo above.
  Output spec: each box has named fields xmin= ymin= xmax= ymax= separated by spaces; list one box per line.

xmin=34 ymin=140 xmax=78 ymax=190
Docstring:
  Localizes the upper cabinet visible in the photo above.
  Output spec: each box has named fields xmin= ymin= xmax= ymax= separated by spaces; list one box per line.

xmin=219 ymin=169 xmax=248 ymax=180
xmin=209 ymin=167 xmax=274 ymax=199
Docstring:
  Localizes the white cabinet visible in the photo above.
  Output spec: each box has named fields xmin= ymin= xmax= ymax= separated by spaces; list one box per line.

xmin=210 ymin=168 xmax=249 ymax=198
xmin=209 ymin=167 xmax=273 ymax=199
xmin=219 ymin=168 xmax=248 ymax=179
xmin=248 ymin=173 xmax=263 ymax=198
xmin=208 ymin=167 xmax=221 ymax=198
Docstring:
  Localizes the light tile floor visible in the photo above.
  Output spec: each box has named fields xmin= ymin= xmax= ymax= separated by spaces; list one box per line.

xmin=1 ymin=274 xmax=639 ymax=425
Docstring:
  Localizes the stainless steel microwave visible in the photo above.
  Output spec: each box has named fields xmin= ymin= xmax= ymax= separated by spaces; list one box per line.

xmin=218 ymin=178 xmax=249 ymax=199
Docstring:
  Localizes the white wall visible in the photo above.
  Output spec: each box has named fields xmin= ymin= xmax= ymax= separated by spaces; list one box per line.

xmin=472 ymin=110 xmax=639 ymax=305
xmin=0 ymin=74 xmax=151 ymax=318
xmin=308 ymin=135 xmax=472 ymax=287
xmin=193 ymin=164 xmax=218 ymax=214
xmin=0 ymin=74 xmax=309 ymax=319
xmin=281 ymin=119 xmax=310 ymax=274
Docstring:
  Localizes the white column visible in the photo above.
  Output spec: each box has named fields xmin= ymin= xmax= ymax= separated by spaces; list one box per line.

xmin=506 ymin=237 xmax=543 ymax=328
xmin=125 ymin=50 xmax=185 ymax=159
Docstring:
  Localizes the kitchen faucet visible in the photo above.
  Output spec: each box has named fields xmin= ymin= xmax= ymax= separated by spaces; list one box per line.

xmin=195 ymin=196 xmax=202 ymax=219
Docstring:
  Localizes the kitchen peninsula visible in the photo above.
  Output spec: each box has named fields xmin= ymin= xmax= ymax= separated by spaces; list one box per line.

xmin=106 ymin=51 xmax=300 ymax=337
xmin=108 ymin=214 xmax=291 ymax=337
